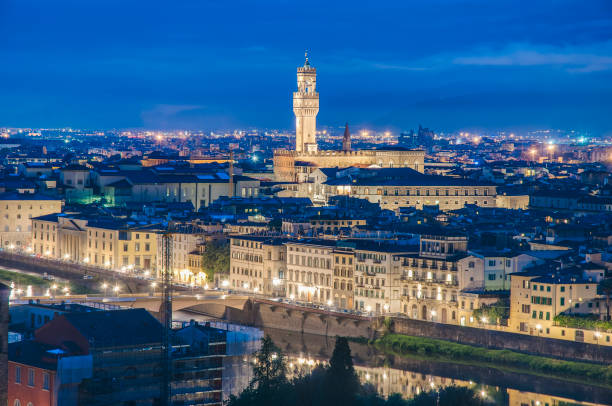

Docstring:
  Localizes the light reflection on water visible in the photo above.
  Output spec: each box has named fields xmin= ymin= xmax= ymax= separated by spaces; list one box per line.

xmin=174 ymin=312 xmax=611 ymax=406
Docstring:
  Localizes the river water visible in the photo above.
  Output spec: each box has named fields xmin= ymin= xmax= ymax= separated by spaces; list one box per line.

xmin=175 ymin=311 xmax=612 ymax=406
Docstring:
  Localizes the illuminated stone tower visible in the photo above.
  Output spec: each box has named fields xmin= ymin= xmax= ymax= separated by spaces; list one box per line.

xmin=293 ymin=53 xmax=319 ymax=152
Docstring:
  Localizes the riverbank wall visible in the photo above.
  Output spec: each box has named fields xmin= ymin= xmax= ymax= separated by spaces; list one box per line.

xmin=219 ymin=300 xmax=612 ymax=364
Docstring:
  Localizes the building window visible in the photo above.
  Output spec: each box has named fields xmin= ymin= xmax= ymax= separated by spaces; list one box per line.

xmin=15 ymin=366 xmax=21 ymax=383
xmin=28 ymin=368 xmax=34 ymax=386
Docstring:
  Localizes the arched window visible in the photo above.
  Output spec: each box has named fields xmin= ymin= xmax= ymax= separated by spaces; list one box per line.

xmin=14 ymin=400 xmax=21 ymax=406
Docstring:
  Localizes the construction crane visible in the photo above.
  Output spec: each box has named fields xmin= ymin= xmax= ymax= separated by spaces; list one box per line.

xmin=160 ymin=231 xmax=173 ymax=405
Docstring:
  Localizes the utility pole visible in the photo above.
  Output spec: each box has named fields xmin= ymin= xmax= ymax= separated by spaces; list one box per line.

xmin=160 ymin=232 xmax=173 ymax=405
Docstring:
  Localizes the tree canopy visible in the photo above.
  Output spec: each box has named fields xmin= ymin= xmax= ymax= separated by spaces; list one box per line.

xmin=201 ymin=241 xmax=229 ymax=281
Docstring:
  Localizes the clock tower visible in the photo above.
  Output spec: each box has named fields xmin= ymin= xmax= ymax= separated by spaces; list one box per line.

xmin=293 ymin=53 xmax=319 ymax=152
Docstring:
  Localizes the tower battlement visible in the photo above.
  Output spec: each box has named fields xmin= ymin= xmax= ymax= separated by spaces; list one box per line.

xmin=297 ymin=66 xmax=316 ymax=73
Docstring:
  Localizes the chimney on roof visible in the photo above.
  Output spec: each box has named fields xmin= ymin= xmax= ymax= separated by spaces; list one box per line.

xmin=342 ymin=123 xmax=351 ymax=152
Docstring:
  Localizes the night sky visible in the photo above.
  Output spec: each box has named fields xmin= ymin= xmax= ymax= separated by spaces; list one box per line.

xmin=1 ymin=0 xmax=611 ymax=135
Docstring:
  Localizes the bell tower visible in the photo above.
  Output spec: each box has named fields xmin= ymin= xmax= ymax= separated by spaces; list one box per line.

xmin=293 ymin=52 xmax=319 ymax=153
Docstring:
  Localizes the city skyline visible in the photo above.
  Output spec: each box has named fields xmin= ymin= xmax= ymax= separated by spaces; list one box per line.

xmin=1 ymin=1 xmax=611 ymax=135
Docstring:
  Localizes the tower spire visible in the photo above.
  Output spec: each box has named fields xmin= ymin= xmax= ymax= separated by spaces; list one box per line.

xmin=304 ymin=51 xmax=309 ymax=66
xmin=342 ymin=122 xmax=351 ymax=152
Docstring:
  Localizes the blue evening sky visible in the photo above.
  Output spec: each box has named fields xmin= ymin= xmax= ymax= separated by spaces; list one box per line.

xmin=1 ymin=0 xmax=611 ymax=135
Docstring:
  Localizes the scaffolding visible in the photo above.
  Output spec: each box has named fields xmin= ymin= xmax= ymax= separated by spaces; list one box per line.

xmin=161 ymin=232 xmax=173 ymax=405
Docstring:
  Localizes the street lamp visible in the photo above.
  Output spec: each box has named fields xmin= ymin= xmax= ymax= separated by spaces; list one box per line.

xmin=113 ymin=285 xmax=120 ymax=296
xmin=535 ymin=324 xmax=542 ymax=337
xmin=101 ymin=283 xmax=108 ymax=296
xmin=431 ymin=310 xmax=437 ymax=321
xmin=151 ymin=282 xmax=157 ymax=295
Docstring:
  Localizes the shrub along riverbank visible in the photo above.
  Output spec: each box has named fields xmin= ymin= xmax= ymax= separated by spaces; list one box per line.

xmin=375 ymin=334 xmax=612 ymax=387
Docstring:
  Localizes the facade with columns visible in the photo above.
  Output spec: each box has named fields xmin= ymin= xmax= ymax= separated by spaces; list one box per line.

xmin=274 ymin=56 xmax=425 ymax=182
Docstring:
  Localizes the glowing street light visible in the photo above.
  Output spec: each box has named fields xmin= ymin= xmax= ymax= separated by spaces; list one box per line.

xmin=113 ymin=285 xmax=120 ymax=295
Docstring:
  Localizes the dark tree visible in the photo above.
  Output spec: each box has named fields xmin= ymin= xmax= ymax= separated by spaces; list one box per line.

xmin=323 ymin=336 xmax=361 ymax=405
xmin=251 ymin=335 xmax=287 ymax=391
xmin=227 ymin=335 xmax=289 ymax=406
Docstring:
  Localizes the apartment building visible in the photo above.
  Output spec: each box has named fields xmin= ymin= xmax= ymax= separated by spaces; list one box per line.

xmin=31 ymin=213 xmax=159 ymax=272
xmin=509 ymin=270 xmax=608 ymax=344
xmin=0 ymin=192 xmax=62 ymax=250
xmin=31 ymin=214 xmax=60 ymax=257
xmin=157 ymin=229 xmax=205 ymax=284
xmin=332 ymin=244 xmax=355 ymax=309
xmin=285 ymin=240 xmax=335 ymax=304
xmin=469 ymin=250 xmax=543 ymax=290
xmin=229 ymin=235 xmax=286 ymax=296
xmin=353 ymin=242 xmax=410 ymax=314
xmin=398 ymin=232 xmax=485 ymax=325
